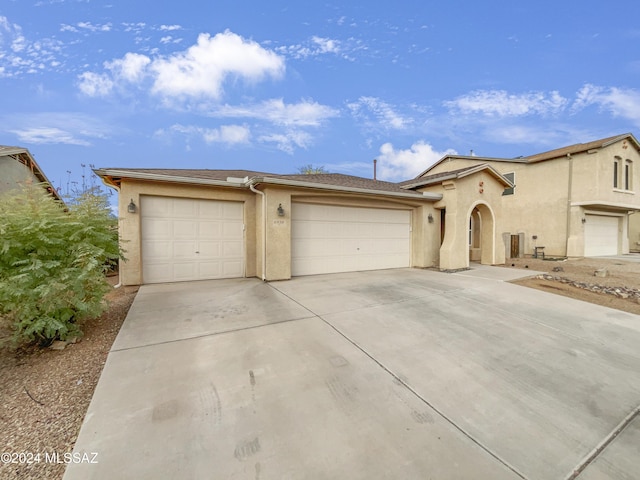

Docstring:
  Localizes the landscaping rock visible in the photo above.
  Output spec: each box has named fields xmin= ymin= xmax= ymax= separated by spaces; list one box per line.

xmin=594 ymin=268 xmax=608 ymax=278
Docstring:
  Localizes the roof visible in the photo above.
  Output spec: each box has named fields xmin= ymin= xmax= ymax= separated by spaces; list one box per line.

xmin=401 ymin=164 xmax=514 ymax=190
xmin=0 ymin=145 xmax=63 ymax=202
xmin=94 ymin=168 xmax=442 ymax=201
xmin=416 ymin=132 xmax=640 ymax=178
xmin=523 ymin=133 xmax=639 ymax=163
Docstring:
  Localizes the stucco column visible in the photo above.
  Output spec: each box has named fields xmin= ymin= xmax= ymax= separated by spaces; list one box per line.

xmin=439 ymin=185 xmax=469 ymax=270
xmin=264 ymin=188 xmax=292 ymax=281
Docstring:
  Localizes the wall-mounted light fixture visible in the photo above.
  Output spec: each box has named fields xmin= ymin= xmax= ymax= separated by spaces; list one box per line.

xmin=428 ymin=213 xmax=434 ymax=223
xmin=581 ymin=217 xmax=586 ymax=224
xmin=277 ymin=203 xmax=285 ymax=217
xmin=128 ymin=199 xmax=137 ymax=214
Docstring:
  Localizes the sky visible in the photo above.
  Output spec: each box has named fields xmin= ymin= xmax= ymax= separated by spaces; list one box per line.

xmin=1 ymin=0 xmax=640 ymax=199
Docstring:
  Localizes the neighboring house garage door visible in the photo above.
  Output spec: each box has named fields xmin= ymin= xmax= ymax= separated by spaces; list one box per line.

xmin=584 ymin=214 xmax=619 ymax=257
xmin=291 ymin=203 xmax=410 ymax=276
xmin=141 ymin=196 xmax=244 ymax=283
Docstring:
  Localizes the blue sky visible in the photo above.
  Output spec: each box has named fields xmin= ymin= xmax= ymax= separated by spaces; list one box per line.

xmin=1 ymin=0 xmax=640 ymax=197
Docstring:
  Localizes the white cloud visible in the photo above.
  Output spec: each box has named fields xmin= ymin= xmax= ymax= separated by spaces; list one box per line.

xmin=77 ymin=71 xmax=114 ymax=96
xmin=376 ymin=141 xmax=457 ymax=181
xmin=78 ymin=31 xmax=285 ymax=101
xmin=160 ymin=123 xmax=251 ymax=146
xmin=160 ymin=25 xmax=182 ymax=31
xmin=0 ymin=17 xmax=64 ymax=77
xmin=444 ymin=90 xmax=569 ymax=117
xmin=105 ymin=52 xmax=150 ymax=83
xmin=76 ymin=21 xmax=112 ymax=33
xmin=150 ymin=31 xmax=285 ymax=101
xmin=277 ymin=35 xmax=350 ymax=60
xmin=4 ymin=112 xmax=112 ymax=146
xmin=347 ymin=96 xmax=412 ymax=130
xmin=213 ymin=99 xmax=339 ymax=126
xmin=572 ymin=84 xmax=640 ymax=126
xmin=258 ymin=130 xmax=312 ymax=154
xmin=10 ymin=127 xmax=91 ymax=146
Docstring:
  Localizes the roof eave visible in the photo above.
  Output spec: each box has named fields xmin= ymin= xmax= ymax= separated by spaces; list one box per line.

xmin=93 ymin=169 xmax=247 ymax=189
xmin=249 ymin=176 xmax=442 ymax=200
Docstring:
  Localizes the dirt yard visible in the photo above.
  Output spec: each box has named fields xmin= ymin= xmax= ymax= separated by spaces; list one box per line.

xmin=508 ymin=256 xmax=640 ymax=315
xmin=0 ymin=282 xmax=138 ymax=480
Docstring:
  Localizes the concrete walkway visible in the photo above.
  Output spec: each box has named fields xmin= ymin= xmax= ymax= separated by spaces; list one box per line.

xmin=64 ymin=266 xmax=640 ymax=480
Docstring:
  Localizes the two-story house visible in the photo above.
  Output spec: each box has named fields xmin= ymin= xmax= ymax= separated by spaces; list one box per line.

xmin=404 ymin=133 xmax=640 ymax=270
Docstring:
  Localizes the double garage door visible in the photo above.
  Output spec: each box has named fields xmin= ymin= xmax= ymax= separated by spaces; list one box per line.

xmin=584 ymin=214 xmax=620 ymax=257
xmin=291 ymin=203 xmax=411 ymax=276
xmin=141 ymin=196 xmax=244 ymax=284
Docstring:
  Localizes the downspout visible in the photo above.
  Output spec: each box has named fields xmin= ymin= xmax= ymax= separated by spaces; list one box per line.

xmin=565 ymin=153 xmax=573 ymax=256
xmin=249 ymin=182 xmax=267 ymax=281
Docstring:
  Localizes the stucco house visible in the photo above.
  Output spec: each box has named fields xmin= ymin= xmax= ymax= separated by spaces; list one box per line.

xmin=0 ymin=146 xmax=62 ymax=201
xmin=96 ymin=132 xmax=640 ymax=286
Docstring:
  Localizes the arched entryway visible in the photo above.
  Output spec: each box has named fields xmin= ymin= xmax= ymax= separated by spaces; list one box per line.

xmin=467 ymin=201 xmax=496 ymax=265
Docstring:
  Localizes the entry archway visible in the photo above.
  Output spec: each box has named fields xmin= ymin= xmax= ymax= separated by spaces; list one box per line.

xmin=467 ymin=201 xmax=496 ymax=265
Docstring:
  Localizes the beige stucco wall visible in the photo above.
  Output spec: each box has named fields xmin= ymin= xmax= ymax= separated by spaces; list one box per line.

xmin=420 ymin=139 xmax=640 ymax=257
xmin=421 ymin=171 xmax=506 ymax=270
xmin=629 ymin=212 xmax=640 ymax=252
xmin=268 ymin=188 xmax=439 ymax=280
xmin=116 ymin=179 xmax=439 ymax=284
xmin=117 ymin=180 xmax=257 ymax=286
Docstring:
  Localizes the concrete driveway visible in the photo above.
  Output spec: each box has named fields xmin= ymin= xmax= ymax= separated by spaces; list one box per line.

xmin=64 ymin=266 xmax=640 ymax=480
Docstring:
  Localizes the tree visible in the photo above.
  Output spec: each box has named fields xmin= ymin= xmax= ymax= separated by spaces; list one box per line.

xmin=0 ymin=184 xmax=123 ymax=346
xmin=296 ymin=164 xmax=329 ymax=174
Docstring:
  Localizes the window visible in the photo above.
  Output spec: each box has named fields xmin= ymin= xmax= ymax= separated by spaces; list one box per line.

xmin=614 ymin=157 xmax=633 ymax=191
xmin=502 ymin=172 xmax=515 ymax=196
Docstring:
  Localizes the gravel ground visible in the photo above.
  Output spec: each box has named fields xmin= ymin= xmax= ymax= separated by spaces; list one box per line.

xmin=0 ymin=282 xmax=137 ymax=480
xmin=508 ymin=256 xmax=640 ymax=315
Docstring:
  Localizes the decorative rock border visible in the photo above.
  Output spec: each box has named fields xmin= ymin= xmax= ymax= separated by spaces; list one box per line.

xmin=535 ymin=274 xmax=640 ymax=302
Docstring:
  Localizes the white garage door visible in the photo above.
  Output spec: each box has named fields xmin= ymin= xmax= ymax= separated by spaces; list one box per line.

xmin=584 ymin=214 xmax=619 ymax=256
xmin=291 ymin=203 xmax=410 ymax=276
xmin=141 ymin=196 xmax=244 ymax=283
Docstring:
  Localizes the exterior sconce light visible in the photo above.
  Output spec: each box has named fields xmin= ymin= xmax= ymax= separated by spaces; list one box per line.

xmin=428 ymin=213 xmax=434 ymax=223
xmin=582 ymin=217 xmax=586 ymax=224
xmin=277 ymin=203 xmax=285 ymax=217
xmin=128 ymin=199 xmax=137 ymax=214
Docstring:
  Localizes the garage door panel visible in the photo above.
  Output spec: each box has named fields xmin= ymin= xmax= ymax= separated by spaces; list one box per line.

xmin=585 ymin=215 xmax=619 ymax=257
xmin=141 ymin=196 xmax=244 ymax=283
xmin=292 ymin=203 xmax=410 ymax=276
xmin=172 ymin=241 xmax=198 ymax=258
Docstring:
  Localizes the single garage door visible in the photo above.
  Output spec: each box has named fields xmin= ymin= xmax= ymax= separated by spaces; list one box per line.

xmin=291 ymin=203 xmax=410 ymax=276
xmin=141 ymin=196 xmax=244 ymax=283
xmin=584 ymin=214 xmax=619 ymax=256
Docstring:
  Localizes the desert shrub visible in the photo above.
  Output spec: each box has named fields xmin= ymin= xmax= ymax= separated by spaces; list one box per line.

xmin=0 ymin=184 xmax=123 ymax=345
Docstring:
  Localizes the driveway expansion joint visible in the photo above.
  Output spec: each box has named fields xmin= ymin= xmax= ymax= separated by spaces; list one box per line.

xmin=564 ymin=403 xmax=640 ymax=480
xmin=268 ymin=282 xmax=529 ymax=480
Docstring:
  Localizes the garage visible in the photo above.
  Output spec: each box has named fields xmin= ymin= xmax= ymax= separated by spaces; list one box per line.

xmin=141 ymin=196 xmax=244 ymax=283
xmin=291 ymin=203 xmax=411 ymax=276
xmin=584 ymin=214 xmax=619 ymax=256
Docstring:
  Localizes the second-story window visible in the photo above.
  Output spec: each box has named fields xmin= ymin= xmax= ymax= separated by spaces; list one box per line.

xmin=614 ymin=157 xmax=621 ymax=188
xmin=625 ymin=160 xmax=633 ymax=190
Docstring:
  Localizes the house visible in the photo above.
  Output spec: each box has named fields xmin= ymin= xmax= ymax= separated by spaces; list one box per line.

xmin=410 ymin=133 xmax=640 ymax=268
xmin=96 ymin=133 xmax=640 ymax=286
xmin=0 ymin=146 xmax=62 ymax=202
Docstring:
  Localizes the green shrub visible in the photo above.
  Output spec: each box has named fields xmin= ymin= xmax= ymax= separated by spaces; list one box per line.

xmin=0 ymin=184 xmax=123 ymax=346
